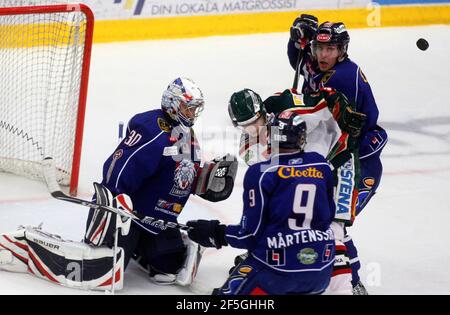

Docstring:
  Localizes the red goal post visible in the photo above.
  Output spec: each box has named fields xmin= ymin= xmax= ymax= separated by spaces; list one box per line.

xmin=0 ymin=3 xmax=94 ymax=196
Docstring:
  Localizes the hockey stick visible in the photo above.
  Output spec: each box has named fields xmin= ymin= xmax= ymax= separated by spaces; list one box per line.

xmin=111 ymin=122 xmax=125 ymax=294
xmin=111 ymin=227 xmax=119 ymax=295
xmin=42 ymin=158 xmax=192 ymax=232
xmin=292 ymin=38 xmax=307 ymax=91
xmin=118 ymin=121 xmax=125 ymax=143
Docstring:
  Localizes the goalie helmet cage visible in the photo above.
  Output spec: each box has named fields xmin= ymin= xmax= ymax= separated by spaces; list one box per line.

xmin=0 ymin=2 xmax=94 ymax=196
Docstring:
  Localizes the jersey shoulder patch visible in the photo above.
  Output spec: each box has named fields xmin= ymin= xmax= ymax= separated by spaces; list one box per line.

xmin=321 ymin=70 xmax=336 ymax=85
xmin=359 ymin=68 xmax=369 ymax=83
xmin=157 ymin=117 xmax=172 ymax=133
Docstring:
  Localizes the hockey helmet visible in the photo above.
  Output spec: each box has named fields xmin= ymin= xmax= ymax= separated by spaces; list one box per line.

xmin=268 ymin=110 xmax=307 ymax=151
xmin=228 ymin=89 xmax=266 ymax=127
xmin=312 ymin=22 xmax=350 ymax=62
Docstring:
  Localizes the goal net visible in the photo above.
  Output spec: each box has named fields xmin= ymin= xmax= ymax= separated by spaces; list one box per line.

xmin=0 ymin=1 xmax=94 ymax=196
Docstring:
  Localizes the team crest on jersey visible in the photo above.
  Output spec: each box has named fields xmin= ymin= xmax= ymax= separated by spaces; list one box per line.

xmin=170 ymin=159 xmax=196 ymax=197
xmin=321 ymin=70 xmax=335 ymax=85
xmin=105 ymin=149 xmax=123 ymax=184
xmin=158 ymin=117 xmax=171 ymax=133
xmin=297 ymin=248 xmax=318 ymax=265
xmin=113 ymin=149 xmax=123 ymax=160
xmin=266 ymin=248 xmax=285 ymax=266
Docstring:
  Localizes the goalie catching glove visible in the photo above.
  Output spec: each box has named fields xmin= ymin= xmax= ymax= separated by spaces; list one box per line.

xmin=194 ymin=154 xmax=238 ymax=202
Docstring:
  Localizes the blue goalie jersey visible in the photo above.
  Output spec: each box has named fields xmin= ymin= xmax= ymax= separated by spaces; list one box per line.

xmin=225 ymin=151 xmax=336 ymax=273
xmin=100 ymin=109 xmax=201 ymax=234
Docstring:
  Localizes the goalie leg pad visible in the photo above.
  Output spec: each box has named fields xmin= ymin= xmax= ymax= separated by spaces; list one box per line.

xmin=132 ymin=229 xmax=200 ymax=286
xmin=0 ymin=250 xmax=29 ymax=273
xmin=85 ymin=183 xmax=116 ymax=247
xmin=0 ymin=226 xmax=29 ymax=273
xmin=85 ymin=183 xmax=133 ymax=247
xmin=1 ymin=226 xmax=124 ymax=291
xmin=176 ymin=232 xmax=205 ymax=286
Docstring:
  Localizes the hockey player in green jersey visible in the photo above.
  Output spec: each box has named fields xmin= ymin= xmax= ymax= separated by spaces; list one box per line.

xmin=229 ymin=87 xmax=365 ymax=170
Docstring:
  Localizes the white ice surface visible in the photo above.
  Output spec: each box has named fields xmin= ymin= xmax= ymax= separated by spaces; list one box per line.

xmin=1 ymin=25 xmax=450 ymax=295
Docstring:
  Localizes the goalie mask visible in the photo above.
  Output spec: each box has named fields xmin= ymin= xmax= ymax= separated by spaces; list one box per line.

xmin=162 ymin=77 xmax=205 ymax=128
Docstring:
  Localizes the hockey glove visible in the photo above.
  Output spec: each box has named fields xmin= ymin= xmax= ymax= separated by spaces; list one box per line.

xmin=341 ymin=107 xmax=367 ymax=138
xmin=290 ymin=14 xmax=319 ymax=44
xmin=186 ymin=220 xmax=228 ymax=249
xmin=194 ymin=154 xmax=238 ymax=202
xmin=320 ymin=86 xmax=367 ymax=138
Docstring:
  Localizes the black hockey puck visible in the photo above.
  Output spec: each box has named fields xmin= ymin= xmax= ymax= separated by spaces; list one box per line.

xmin=416 ymin=38 xmax=429 ymax=51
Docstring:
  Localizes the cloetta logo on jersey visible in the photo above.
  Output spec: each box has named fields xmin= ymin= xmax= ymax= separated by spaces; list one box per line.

xmin=278 ymin=167 xmax=324 ymax=180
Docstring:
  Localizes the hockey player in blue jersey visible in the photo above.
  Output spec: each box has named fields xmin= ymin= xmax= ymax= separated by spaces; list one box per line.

xmin=228 ymin=87 xmax=367 ymax=294
xmin=289 ymin=15 xmax=388 ymax=293
xmin=84 ymin=77 xmax=238 ymax=286
xmin=186 ymin=111 xmax=336 ymax=295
